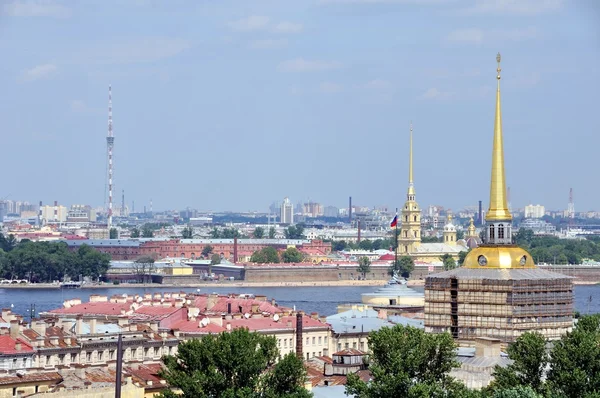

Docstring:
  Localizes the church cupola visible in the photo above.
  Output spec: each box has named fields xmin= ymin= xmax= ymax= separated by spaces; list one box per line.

xmin=443 ymin=214 xmax=457 ymax=246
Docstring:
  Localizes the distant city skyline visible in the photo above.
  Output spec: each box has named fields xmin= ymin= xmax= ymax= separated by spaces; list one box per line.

xmin=1 ymin=1 xmax=598 ymax=212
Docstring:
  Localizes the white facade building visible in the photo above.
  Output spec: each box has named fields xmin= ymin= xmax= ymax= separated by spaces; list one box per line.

xmin=524 ymin=204 xmax=545 ymax=219
xmin=280 ymin=197 xmax=294 ymax=224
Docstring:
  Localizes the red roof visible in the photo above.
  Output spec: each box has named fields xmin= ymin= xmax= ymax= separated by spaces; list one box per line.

xmin=193 ymin=296 xmax=284 ymax=315
xmin=378 ymin=253 xmax=395 ymax=261
xmin=227 ymin=315 xmax=328 ymax=332
xmin=170 ymin=318 xmax=226 ymax=334
xmin=0 ymin=335 xmax=34 ymax=354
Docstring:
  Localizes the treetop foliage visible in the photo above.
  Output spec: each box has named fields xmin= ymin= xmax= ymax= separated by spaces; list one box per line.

xmin=0 ymin=235 xmax=110 ymax=282
xmin=514 ymin=228 xmax=600 ymax=264
xmin=158 ymin=328 xmax=311 ymax=398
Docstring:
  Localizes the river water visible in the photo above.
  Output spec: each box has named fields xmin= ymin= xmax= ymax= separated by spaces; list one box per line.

xmin=2 ymin=285 xmax=599 ymax=320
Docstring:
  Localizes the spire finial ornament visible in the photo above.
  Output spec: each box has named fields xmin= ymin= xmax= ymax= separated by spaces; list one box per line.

xmin=496 ymin=52 xmax=501 ymax=80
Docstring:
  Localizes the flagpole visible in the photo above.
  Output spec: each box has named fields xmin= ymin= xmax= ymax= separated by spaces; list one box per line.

xmin=394 ymin=207 xmax=398 ymax=277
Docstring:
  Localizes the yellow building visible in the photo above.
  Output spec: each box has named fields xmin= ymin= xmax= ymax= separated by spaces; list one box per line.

xmin=397 ymin=125 xmax=466 ymax=264
xmin=163 ymin=260 xmax=193 ymax=275
xmin=0 ymin=372 xmax=61 ymax=398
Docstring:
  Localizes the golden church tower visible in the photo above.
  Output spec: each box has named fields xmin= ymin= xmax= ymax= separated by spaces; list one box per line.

xmin=424 ymin=54 xmax=573 ymax=344
xmin=398 ymin=123 xmax=421 ymax=254
xmin=443 ymin=214 xmax=457 ymax=246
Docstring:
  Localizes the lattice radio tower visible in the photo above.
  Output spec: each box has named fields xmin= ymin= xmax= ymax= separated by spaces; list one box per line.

xmin=106 ymin=85 xmax=115 ymax=230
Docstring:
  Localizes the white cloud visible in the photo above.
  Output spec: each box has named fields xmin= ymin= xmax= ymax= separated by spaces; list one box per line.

xmin=272 ymin=21 xmax=303 ymax=34
xmin=2 ymin=0 xmax=71 ymax=18
xmin=19 ymin=63 xmax=57 ymax=82
xmin=446 ymin=28 xmax=484 ymax=44
xmin=319 ymin=82 xmax=343 ymax=94
xmin=248 ymin=39 xmax=288 ymax=50
xmin=227 ymin=16 xmax=270 ymax=32
xmin=462 ymin=0 xmax=562 ymax=15
xmin=419 ymin=88 xmax=453 ymax=100
xmin=278 ymin=58 xmax=341 ymax=72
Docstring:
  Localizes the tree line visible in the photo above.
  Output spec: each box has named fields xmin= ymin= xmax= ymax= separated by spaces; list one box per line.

xmin=250 ymin=247 xmax=304 ymax=264
xmin=514 ymin=228 xmax=600 ymax=264
xmin=346 ymin=314 xmax=600 ymax=398
xmin=0 ymin=233 xmax=110 ymax=282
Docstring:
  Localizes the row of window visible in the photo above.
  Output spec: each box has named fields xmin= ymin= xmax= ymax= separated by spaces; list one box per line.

xmin=277 ymin=336 xmax=328 ymax=348
xmin=39 ymin=346 xmax=174 ymax=366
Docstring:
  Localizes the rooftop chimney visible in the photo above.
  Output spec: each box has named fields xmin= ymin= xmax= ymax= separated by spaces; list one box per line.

xmin=233 ymin=237 xmax=238 ymax=263
xmin=296 ymin=312 xmax=303 ymax=359
xmin=9 ymin=320 xmax=19 ymax=339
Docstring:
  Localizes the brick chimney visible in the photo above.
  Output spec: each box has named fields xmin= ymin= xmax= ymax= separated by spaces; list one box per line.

xmin=295 ymin=313 xmax=303 ymax=359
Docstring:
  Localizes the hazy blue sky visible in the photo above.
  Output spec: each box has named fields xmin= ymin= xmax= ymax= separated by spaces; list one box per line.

xmin=1 ymin=0 xmax=599 ymax=213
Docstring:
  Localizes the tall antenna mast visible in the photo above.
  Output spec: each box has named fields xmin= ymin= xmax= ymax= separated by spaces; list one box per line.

xmin=107 ymin=85 xmax=115 ymax=230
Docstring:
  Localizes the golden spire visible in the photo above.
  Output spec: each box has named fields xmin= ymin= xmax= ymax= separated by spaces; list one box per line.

xmin=486 ymin=53 xmax=512 ymax=221
xmin=408 ymin=122 xmax=415 ymax=196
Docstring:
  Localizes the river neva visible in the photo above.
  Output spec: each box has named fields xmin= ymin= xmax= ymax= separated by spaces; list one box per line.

xmin=2 ymin=284 xmax=600 ymax=319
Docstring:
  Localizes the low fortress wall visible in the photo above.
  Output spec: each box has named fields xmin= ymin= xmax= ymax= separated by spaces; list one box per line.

xmin=154 ymin=265 xmax=599 ymax=285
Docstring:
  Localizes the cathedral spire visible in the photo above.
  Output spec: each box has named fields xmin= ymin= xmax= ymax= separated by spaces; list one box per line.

xmin=486 ymin=53 xmax=512 ymax=222
xmin=407 ymin=122 xmax=415 ymax=197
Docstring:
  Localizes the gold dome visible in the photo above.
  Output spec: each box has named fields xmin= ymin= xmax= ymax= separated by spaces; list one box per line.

xmin=463 ymin=245 xmax=536 ymax=269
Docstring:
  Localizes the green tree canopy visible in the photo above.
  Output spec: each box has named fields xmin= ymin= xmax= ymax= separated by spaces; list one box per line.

xmin=284 ymin=224 xmax=305 ymax=239
xmin=332 ymin=240 xmax=347 ymax=252
xmin=389 ymin=255 xmax=414 ymax=278
xmin=202 ymin=245 xmax=213 ymax=258
xmin=158 ymin=328 xmax=310 ymax=398
xmin=141 ymin=224 xmax=154 ymax=238
xmin=458 ymin=249 xmax=470 ymax=267
xmin=109 ymin=228 xmax=118 ymax=239
xmin=253 ymin=226 xmax=265 ymax=239
xmin=250 ymin=247 xmax=280 ymax=264
xmin=210 ymin=253 xmax=221 ymax=265
xmin=358 ymin=240 xmax=373 ymax=251
xmin=181 ymin=225 xmax=194 ymax=239
xmin=490 ymin=331 xmax=548 ymax=394
xmin=357 ymin=256 xmax=371 ymax=279
xmin=130 ymin=228 xmax=140 ymax=238
xmin=268 ymin=227 xmax=276 ymax=239
xmin=281 ymin=247 xmax=304 ymax=263
xmin=0 ymin=241 xmax=110 ymax=282
xmin=547 ymin=314 xmax=600 ymax=397
xmin=345 ymin=325 xmax=461 ymax=397
xmin=440 ymin=253 xmax=457 ymax=271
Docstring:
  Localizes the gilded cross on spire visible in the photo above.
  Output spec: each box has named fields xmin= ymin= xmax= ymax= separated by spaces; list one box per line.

xmin=496 ymin=52 xmax=501 ymax=80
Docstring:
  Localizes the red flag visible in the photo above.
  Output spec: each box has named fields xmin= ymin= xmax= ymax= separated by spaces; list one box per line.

xmin=390 ymin=215 xmax=398 ymax=228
